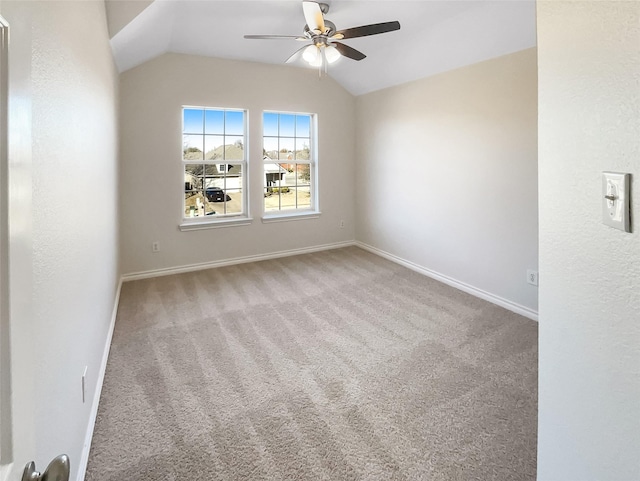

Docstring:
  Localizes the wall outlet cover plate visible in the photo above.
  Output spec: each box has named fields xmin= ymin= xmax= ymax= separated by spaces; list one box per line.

xmin=602 ymin=172 xmax=631 ymax=232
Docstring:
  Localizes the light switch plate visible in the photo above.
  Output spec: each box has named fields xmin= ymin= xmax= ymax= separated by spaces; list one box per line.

xmin=602 ymin=172 xmax=630 ymax=232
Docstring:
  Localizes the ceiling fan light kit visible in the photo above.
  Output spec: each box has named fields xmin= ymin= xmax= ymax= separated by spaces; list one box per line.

xmin=244 ymin=1 xmax=400 ymax=75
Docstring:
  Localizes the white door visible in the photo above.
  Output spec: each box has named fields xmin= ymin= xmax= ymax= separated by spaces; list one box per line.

xmin=0 ymin=15 xmax=13 ymax=480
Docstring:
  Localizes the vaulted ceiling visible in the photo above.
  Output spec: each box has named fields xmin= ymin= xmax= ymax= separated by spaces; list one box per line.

xmin=108 ymin=0 xmax=537 ymax=96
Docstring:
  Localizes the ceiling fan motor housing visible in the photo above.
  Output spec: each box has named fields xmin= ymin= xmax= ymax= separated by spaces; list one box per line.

xmin=304 ymin=19 xmax=336 ymax=38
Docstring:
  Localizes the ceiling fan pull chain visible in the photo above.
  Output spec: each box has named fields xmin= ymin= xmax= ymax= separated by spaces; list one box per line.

xmin=323 ymin=47 xmax=328 ymax=76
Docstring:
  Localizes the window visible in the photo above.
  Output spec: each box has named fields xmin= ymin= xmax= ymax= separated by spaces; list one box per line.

xmin=182 ymin=107 xmax=247 ymax=226
xmin=263 ymin=112 xmax=316 ymax=215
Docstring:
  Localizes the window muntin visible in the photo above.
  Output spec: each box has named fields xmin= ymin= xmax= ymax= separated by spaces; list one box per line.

xmin=263 ymin=112 xmax=315 ymax=213
xmin=183 ymin=107 xmax=247 ymax=221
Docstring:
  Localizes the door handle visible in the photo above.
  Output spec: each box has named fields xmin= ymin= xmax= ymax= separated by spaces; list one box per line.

xmin=22 ymin=454 xmax=70 ymax=481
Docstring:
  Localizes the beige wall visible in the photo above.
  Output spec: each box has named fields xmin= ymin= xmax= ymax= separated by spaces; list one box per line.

xmin=537 ymin=2 xmax=640 ymax=479
xmin=104 ymin=0 xmax=153 ymax=38
xmin=119 ymin=54 xmax=356 ymax=275
xmin=0 ymin=1 xmax=119 ymax=479
xmin=355 ymin=48 xmax=539 ymax=315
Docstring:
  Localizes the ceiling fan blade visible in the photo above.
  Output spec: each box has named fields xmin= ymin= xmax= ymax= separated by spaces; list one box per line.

xmin=333 ymin=42 xmax=366 ymax=61
xmin=302 ymin=1 xmax=325 ymax=34
xmin=333 ymin=21 xmax=400 ymax=40
xmin=244 ymin=35 xmax=306 ymax=40
xmin=285 ymin=45 xmax=309 ymax=64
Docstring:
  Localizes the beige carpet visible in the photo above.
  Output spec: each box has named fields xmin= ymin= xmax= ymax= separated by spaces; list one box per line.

xmin=86 ymin=246 xmax=537 ymax=480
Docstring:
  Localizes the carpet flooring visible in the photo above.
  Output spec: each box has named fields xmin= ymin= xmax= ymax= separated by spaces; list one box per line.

xmin=85 ymin=246 xmax=537 ymax=481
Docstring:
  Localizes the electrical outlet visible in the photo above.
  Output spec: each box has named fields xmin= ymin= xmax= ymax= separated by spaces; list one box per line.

xmin=152 ymin=241 xmax=160 ymax=253
xmin=527 ymin=270 xmax=538 ymax=286
xmin=339 ymin=220 xmax=345 ymax=228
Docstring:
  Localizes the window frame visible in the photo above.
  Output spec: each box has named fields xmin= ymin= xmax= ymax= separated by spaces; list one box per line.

xmin=179 ymin=106 xmax=251 ymax=231
xmin=261 ymin=110 xmax=320 ymax=222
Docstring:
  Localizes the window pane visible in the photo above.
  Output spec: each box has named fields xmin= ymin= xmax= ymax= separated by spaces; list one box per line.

xmin=225 ymin=111 xmax=244 ymax=135
xmin=279 ymin=114 xmax=295 ymax=137
xmin=203 ymin=164 xmax=220 ymax=191
xmin=279 ymin=187 xmax=296 ymax=210
xmin=224 ymin=164 xmax=243 ymax=190
xmin=263 ymin=137 xmax=279 ymax=159
xmin=225 ymin=136 xmax=244 ymax=160
xmin=224 ymin=188 xmax=243 ymax=215
xmin=203 ymin=164 xmax=219 ymax=176
xmin=185 ymin=184 xmax=198 ymax=201
xmin=264 ymin=163 xmax=285 ymax=188
xmin=204 ymin=198 xmax=217 ymax=216
xmin=183 ymin=135 xmax=203 ymax=160
xmin=204 ymin=109 xmax=224 ymax=134
xmin=264 ymin=112 xmax=278 ymax=137
xmin=205 ymin=185 xmax=228 ymax=204
xmin=295 ymin=139 xmax=310 ymax=160
xmin=264 ymin=188 xmax=280 ymax=212
xmin=183 ymin=109 xmax=203 ymax=134
xmin=185 ymin=164 xmax=204 ymax=190
xmin=296 ymin=115 xmax=310 ymax=137
xmin=204 ymin=135 xmax=224 ymax=160
xmin=200 ymin=164 xmax=244 ymax=215
xmin=297 ymin=186 xmax=311 ymax=209
xmin=184 ymin=191 xmax=206 ymax=218
xmin=278 ymin=137 xmax=295 ymax=161
xmin=202 ymin=194 xmax=217 ymax=216
xmin=282 ymin=168 xmax=296 ymax=188
xmin=296 ymin=163 xmax=311 ymax=185
xmin=264 ymin=185 xmax=294 ymax=211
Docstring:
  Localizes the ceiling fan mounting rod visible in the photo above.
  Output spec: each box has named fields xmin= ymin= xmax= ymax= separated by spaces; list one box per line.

xmin=318 ymin=3 xmax=329 ymax=14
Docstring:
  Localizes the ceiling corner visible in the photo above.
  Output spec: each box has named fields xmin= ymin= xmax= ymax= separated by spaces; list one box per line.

xmin=105 ymin=0 xmax=154 ymax=38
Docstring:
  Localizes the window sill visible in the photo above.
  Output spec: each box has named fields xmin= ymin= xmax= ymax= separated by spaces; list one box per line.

xmin=179 ymin=217 xmax=253 ymax=231
xmin=261 ymin=211 xmax=321 ymax=223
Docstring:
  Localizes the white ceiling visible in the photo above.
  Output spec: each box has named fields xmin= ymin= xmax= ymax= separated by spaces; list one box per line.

xmin=110 ymin=0 xmax=537 ymax=96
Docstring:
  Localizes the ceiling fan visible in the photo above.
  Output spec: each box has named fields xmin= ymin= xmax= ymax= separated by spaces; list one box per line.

xmin=244 ymin=1 xmax=400 ymax=73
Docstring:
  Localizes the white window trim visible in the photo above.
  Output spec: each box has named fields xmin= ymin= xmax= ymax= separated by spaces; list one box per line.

xmin=181 ymin=106 xmax=250 ymax=228
xmin=179 ymin=216 xmax=253 ymax=231
xmin=262 ymin=211 xmax=321 ymax=223
xmin=261 ymin=111 xmax=320 ymax=220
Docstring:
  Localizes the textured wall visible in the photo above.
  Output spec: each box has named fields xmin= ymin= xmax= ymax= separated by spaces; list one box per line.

xmin=0 ymin=1 xmax=120 ymax=479
xmin=537 ymin=2 xmax=640 ymax=479
xmin=119 ymin=54 xmax=356 ymax=275
xmin=355 ymin=48 xmax=539 ymax=314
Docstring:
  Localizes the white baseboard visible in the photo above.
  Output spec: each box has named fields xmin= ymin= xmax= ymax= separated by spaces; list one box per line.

xmin=356 ymin=242 xmax=539 ymax=322
xmin=76 ymin=277 xmax=123 ymax=481
xmin=122 ymin=240 xmax=357 ymax=282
